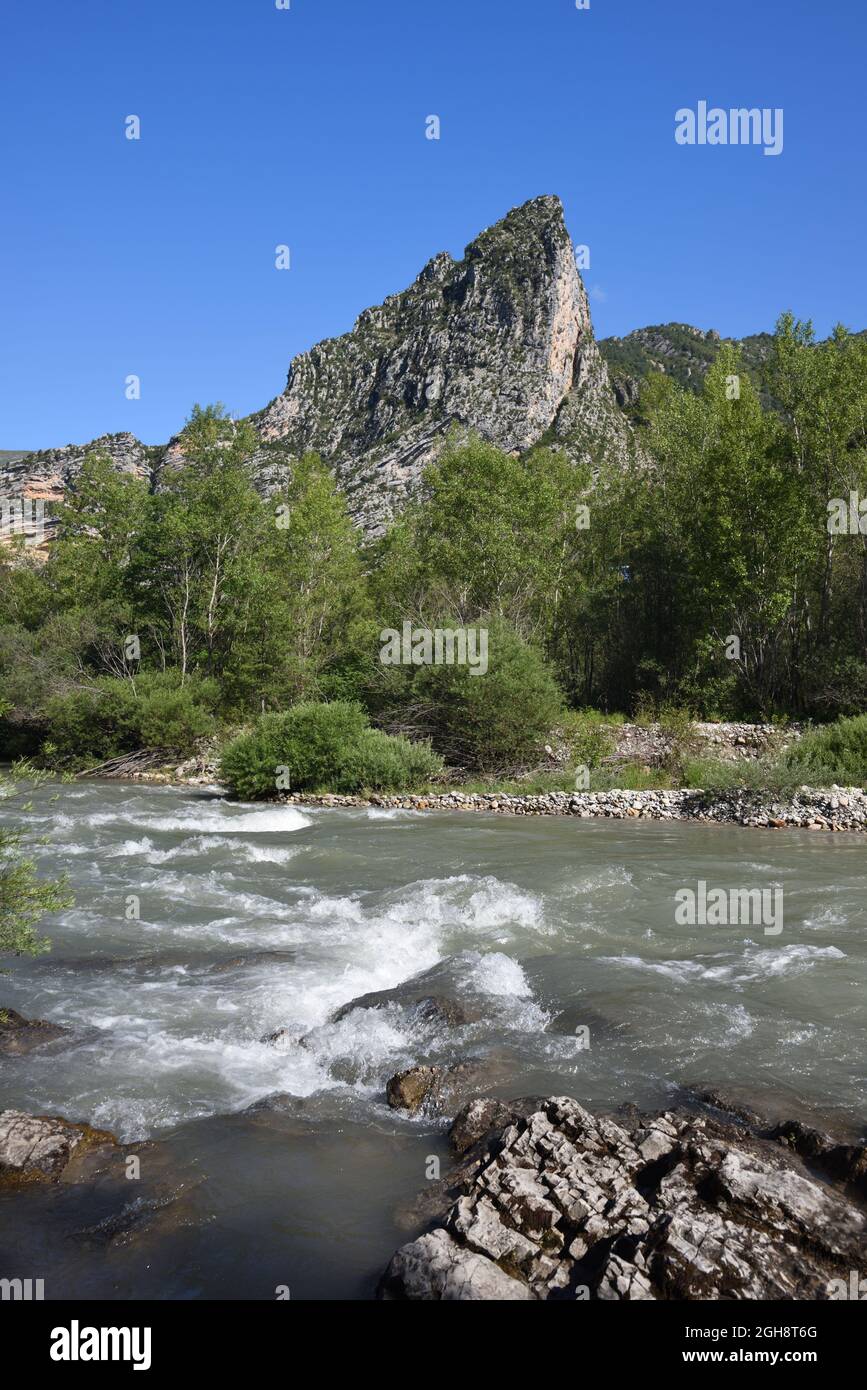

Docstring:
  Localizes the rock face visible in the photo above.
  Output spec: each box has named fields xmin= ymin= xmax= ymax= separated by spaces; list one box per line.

xmin=2 ymin=197 xmax=635 ymax=538
xmin=0 ymin=1109 xmax=117 ymax=1187
xmin=257 ymin=195 xmax=632 ymax=531
xmin=0 ymin=432 xmax=151 ymax=505
xmin=379 ymin=1096 xmax=867 ymax=1301
xmin=0 ymin=433 xmax=153 ymax=553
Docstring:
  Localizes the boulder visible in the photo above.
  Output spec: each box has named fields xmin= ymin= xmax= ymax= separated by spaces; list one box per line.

xmin=385 ymin=1060 xmax=483 ymax=1116
xmin=331 ymin=991 xmax=470 ymax=1027
xmin=386 ymin=1066 xmax=442 ymax=1115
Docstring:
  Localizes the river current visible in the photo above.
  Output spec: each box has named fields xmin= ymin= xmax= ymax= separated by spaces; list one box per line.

xmin=1 ymin=782 xmax=864 ymax=1298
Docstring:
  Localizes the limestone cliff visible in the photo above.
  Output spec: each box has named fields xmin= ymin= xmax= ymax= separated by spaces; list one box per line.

xmin=1 ymin=196 xmax=635 ymax=537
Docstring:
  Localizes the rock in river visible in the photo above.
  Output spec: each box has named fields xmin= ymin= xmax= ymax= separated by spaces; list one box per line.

xmin=0 ymin=1007 xmax=69 ymax=1056
xmin=379 ymin=1095 xmax=867 ymax=1300
xmin=0 ymin=1110 xmax=117 ymax=1188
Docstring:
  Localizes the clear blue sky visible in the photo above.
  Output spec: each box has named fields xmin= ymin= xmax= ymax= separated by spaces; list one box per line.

xmin=2 ymin=0 xmax=865 ymax=448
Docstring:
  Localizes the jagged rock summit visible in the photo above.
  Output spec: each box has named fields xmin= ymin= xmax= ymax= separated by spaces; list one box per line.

xmin=254 ymin=194 xmax=632 ymax=529
xmin=2 ymin=196 xmax=634 ymax=536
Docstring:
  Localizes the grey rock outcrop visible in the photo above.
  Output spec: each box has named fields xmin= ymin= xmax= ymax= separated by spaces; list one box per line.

xmin=2 ymin=197 xmax=635 ymax=539
xmin=0 ymin=432 xmax=151 ymax=503
xmin=380 ymin=1096 xmax=867 ymax=1300
xmin=0 ymin=433 xmax=153 ymax=551
xmin=257 ymin=195 xmax=634 ymax=531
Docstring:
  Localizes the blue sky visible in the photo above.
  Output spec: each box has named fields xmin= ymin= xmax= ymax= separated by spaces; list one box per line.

xmin=2 ymin=0 xmax=865 ymax=448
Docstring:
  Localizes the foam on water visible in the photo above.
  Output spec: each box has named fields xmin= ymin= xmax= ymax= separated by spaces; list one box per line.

xmin=85 ymin=803 xmax=312 ymax=834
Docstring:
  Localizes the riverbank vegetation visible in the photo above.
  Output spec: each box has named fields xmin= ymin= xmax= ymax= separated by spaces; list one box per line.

xmin=2 ymin=316 xmax=867 ymax=796
xmin=0 ymin=750 xmax=71 ymax=960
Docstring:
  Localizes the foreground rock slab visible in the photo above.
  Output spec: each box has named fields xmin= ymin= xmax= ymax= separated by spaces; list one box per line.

xmin=379 ymin=1097 xmax=867 ymax=1300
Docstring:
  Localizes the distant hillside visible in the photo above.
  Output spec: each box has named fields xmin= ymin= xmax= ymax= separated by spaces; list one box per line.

xmin=598 ymin=323 xmax=776 ymax=413
xmin=598 ymin=322 xmax=866 ymax=418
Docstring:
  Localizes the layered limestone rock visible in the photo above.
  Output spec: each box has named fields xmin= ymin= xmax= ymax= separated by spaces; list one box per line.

xmin=380 ymin=1096 xmax=867 ymax=1301
xmin=256 ymin=194 xmax=634 ymax=530
xmin=2 ymin=197 xmax=635 ymax=536
xmin=0 ymin=432 xmax=152 ymax=504
xmin=0 ymin=433 xmax=153 ymax=550
xmin=0 ymin=1109 xmax=118 ymax=1187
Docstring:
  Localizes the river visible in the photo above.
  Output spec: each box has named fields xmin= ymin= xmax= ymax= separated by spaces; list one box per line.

xmin=1 ymin=781 xmax=865 ymax=1298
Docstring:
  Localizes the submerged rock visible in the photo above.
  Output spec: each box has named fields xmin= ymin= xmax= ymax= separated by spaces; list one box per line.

xmin=0 ymin=1007 xmax=69 ymax=1056
xmin=0 ymin=1110 xmax=117 ymax=1188
xmin=333 ymin=991 xmax=471 ymax=1028
xmin=380 ymin=1096 xmax=867 ymax=1300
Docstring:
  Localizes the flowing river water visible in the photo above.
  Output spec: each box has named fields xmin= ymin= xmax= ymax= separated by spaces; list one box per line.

xmin=1 ymin=781 xmax=865 ymax=1299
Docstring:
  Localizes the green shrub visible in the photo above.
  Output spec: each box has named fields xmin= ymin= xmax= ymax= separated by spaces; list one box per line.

xmin=560 ymin=710 xmax=616 ymax=770
xmin=344 ymin=727 xmax=442 ymax=791
xmin=43 ymin=681 xmax=141 ymax=762
xmin=42 ymin=673 xmax=217 ymax=766
xmin=401 ymin=618 xmax=564 ymax=774
xmin=220 ymin=700 xmax=442 ymax=798
xmin=784 ymin=715 xmax=867 ymax=786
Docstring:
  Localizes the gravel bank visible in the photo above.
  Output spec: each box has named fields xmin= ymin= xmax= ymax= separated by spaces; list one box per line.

xmin=280 ymin=786 xmax=867 ymax=832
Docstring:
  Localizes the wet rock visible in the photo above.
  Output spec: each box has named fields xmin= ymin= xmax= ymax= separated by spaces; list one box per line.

xmin=380 ymin=1096 xmax=867 ymax=1300
xmin=411 ymin=996 xmax=470 ymax=1027
xmin=0 ymin=1110 xmax=117 ymax=1188
xmin=0 ymin=1008 xmax=69 ymax=1056
xmin=260 ymin=1027 xmax=296 ymax=1046
xmin=331 ymin=990 xmax=470 ymax=1027
xmin=449 ymin=1097 xmax=541 ymax=1156
xmin=768 ymin=1119 xmax=867 ymax=1199
xmin=385 ymin=1061 xmax=483 ymax=1116
xmin=386 ymin=1066 xmax=442 ymax=1114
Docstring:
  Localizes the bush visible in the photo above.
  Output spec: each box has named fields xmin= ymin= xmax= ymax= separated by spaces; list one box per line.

xmin=42 ymin=673 xmax=217 ymax=766
xmin=220 ymin=700 xmax=442 ymax=798
xmin=344 ymin=727 xmax=443 ymax=791
xmin=560 ymin=710 xmax=617 ymax=770
xmin=386 ymin=617 xmax=564 ymax=775
xmin=784 ymin=715 xmax=867 ymax=786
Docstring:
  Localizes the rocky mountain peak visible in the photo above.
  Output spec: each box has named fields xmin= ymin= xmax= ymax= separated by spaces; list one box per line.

xmin=2 ymin=196 xmax=636 ymax=538
xmin=254 ymin=194 xmax=631 ymax=530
